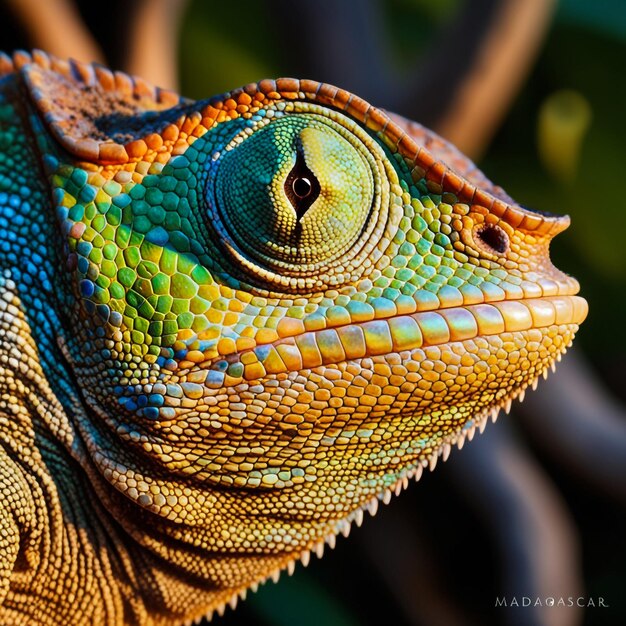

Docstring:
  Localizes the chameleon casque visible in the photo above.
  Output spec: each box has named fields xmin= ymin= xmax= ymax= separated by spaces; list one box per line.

xmin=0 ymin=50 xmax=587 ymax=625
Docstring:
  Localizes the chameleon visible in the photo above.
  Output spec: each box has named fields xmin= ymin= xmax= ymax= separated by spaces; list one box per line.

xmin=0 ymin=49 xmax=587 ymax=625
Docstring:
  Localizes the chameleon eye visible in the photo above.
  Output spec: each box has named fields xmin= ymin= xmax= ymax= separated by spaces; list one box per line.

xmin=209 ymin=110 xmax=398 ymax=291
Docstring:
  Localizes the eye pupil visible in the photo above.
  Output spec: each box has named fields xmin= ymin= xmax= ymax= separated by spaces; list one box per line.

xmin=293 ymin=177 xmax=312 ymax=198
xmin=285 ymin=150 xmax=320 ymax=219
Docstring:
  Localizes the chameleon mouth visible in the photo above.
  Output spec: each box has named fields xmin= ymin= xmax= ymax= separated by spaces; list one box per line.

xmin=204 ymin=294 xmax=588 ymax=386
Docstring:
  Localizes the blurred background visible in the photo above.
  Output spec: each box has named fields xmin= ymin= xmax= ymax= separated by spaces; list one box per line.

xmin=1 ymin=0 xmax=624 ymax=624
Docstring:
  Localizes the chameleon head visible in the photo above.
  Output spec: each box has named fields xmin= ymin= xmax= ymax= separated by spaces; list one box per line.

xmin=25 ymin=62 xmax=586 ymax=578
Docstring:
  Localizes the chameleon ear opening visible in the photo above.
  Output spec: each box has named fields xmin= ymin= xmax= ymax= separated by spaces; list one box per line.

xmin=18 ymin=50 xmax=183 ymax=164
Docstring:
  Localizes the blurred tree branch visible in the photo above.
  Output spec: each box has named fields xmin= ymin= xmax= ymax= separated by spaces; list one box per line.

xmin=270 ymin=0 xmax=555 ymax=159
xmin=435 ymin=0 xmax=556 ymax=158
xmin=360 ymin=502 xmax=471 ymax=626
xmin=125 ymin=0 xmax=189 ymax=90
xmin=449 ymin=422 xmax=583 ymax=626
xmin=5 ymin=0 xmax=103 ymax=63
xmin=518 ymin=350 xmax=626 ymax=502
xmin=6 ymin=0 xmax=189 ymax=90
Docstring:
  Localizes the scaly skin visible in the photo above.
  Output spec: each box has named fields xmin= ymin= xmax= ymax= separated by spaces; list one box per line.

xmin=0 ymin=50 xmax=587 ymax=625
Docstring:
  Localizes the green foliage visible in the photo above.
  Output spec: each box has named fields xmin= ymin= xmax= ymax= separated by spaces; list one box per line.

xmin=248 ymin=570 xmax=359 ymax=626
xmin=179 ymin=0 xmax=277 ymax=98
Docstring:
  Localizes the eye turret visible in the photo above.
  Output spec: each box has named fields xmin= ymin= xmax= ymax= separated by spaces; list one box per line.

xmin=210 ymin=111 xmax=393 ymax=290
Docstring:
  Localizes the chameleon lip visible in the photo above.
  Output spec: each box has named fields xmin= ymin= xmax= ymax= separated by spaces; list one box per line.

xmin=202 ymin=295 xmax=588 ymax=385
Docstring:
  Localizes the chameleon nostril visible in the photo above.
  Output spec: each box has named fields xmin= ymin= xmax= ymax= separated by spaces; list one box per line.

xmin=476 ymin=223 xmax=509 ymax=254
